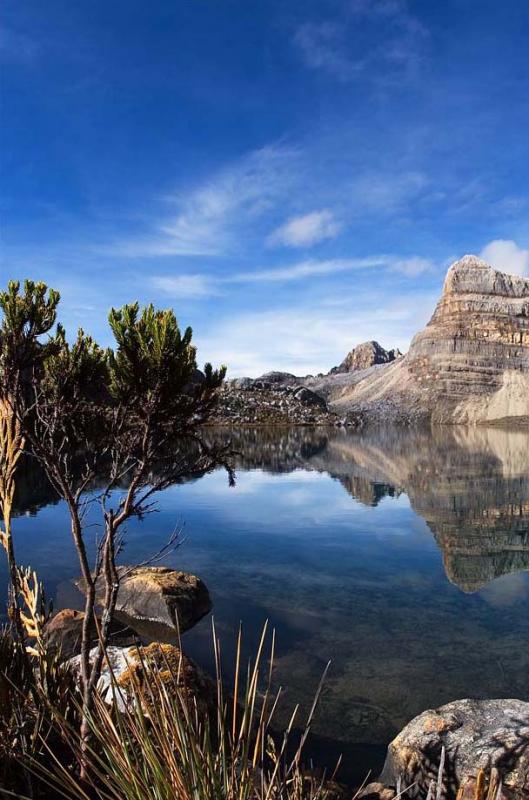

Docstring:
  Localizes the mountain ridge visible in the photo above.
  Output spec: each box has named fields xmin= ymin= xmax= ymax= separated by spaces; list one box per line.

xmin=218 ymin=255 xmax=529 ymax=426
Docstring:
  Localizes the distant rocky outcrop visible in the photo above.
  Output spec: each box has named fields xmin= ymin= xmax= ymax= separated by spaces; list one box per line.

xmin=313 ymin=256 xmax=529 ymax=425
xmin=329 ymin=341 xmax=402 ymax=375
xmin=211 ymin=377 xmax=350 ymax=426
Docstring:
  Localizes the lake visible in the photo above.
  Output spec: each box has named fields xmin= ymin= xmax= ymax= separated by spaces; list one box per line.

xmin=4 ymin=425 xmax=529 ymax=784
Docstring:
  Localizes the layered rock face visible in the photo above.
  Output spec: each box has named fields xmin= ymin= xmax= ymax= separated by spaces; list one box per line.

xmin=330 ymin=341 xmax=402 ymax=374
xmin=324 ymin=256 xmax=529 ymax=424
xmin=408 ymin=256 xmax=529 ymax=423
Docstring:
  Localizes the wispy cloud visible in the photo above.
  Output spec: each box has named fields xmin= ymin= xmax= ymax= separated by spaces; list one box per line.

xmin=151 ymin=254 xmax=435 ymax=299
xmin=293 ymin=22 xmax=364 ymax=82
xmin=110 ymin=145 xmax=298 ymax=258
xmin=293 ymin=0 xmax=429 ymax=84
xmin=480 ymin=239 xmax=529 ymax=277
xmin=267 ymin=209 xmax=342 ymax=248
xmin=234 ymin=257 xmax=384 ymax=283
xmin=390 ymin=257 xmax=433 ymax=277
xmin=151 ymin=274 xmax=220 ymax=298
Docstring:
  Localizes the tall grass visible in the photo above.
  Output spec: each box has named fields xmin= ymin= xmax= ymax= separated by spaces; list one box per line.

xmin=27 ymin=622 xmax=340 ymax=800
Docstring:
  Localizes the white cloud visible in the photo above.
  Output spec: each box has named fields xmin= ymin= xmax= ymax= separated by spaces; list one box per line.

xmin=267 ymin=210 xmax=342 ymax=248
xmin=150 ymin=254 xmax=432 ymax=299
xmin=480 ymin=239 xmax=529 ymax=277
xmin=196 ymin=291 xmax=436 ymax=377
xmin=111 ymin=145 xmax=298 ymax=258
xmin=293 ymin=1 xmax=429 ymax=83
xmin=151 ymin=274 xmax=220 ymax=298
xmin=233 ymin=257 xmax=385 ymax=283
xmin=293 ymin=22 xmax=364 ymax=82
xmin=351 ymin=171 xmax=429 ymax=213
xmin=390 ymin=257 xmax=434 ymax=276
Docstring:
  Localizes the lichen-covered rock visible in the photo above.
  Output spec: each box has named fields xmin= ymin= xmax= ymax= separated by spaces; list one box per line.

xmin=77 ymin=567 xmax=212 ymax=634
xmin=68 ymin=643 xmax=216 ymax=717
xmin=379 ymin=698 xmax=529 ymax=798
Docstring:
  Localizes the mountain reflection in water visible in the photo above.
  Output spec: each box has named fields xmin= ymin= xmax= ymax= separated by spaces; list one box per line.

xmin=5 ymin=425 xmax=529 ymax=784
xmin=204 ymin=425 xmax=529 ymax=594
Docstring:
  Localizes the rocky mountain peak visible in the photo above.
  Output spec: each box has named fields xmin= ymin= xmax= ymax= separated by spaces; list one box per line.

xmin=330 ymin=340 xmax=402 ymax=375
xmin=442 ymin=254 xmax=529 ymax=299
xmin=309 ymin=254 xmax=529 ymax=424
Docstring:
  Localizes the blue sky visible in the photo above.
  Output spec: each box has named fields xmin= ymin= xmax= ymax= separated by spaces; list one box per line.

xmin=2 ymin=0 xmax=529 ymax=376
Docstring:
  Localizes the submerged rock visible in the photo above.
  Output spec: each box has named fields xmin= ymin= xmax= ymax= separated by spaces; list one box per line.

xmin=379 ymin=698 xmax=529 ymax=798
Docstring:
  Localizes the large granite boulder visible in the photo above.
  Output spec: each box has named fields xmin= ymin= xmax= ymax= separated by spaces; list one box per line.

xmin=257 ymin=371 xmax=299 ymax=384
xmin=77 ymin=567 xmax=212 ymax=635
xmin=379 ymin=698 xmax=529 ymax=798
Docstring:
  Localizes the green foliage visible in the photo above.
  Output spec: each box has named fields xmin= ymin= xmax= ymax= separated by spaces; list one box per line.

xmin=43 ymin=326 xmax=109 ymax=405
xmin=108 ymin=302 xmax=226 ymax=423
xmin=0 ymin=280 xmax=60 ymax=397
xmin=108 ymin=303 xmax=195 ymax=404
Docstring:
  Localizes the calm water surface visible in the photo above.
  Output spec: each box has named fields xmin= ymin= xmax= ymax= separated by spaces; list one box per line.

xmin=5 ymin=425 xmax=529 ymax=782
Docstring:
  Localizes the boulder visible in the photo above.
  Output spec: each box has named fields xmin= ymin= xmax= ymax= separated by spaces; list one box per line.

xmin=293 ymin=386 xmax=327 ymax=410
xmin=44 ymin=608 xmax=136 ymax=659
xmin=257 ymin=371 xmax=298 ymax=384
xmin=230 ymin=377 xmax=254 ymax=390
xmin=379 ymin=698 xmax=529 ymax=798
xmin=77 ymin=567 xmax=212 ymax=634
xmin=358 ymin=783 xmax=395 ymax=800
xmin=68 ymin=642 xmax=217 ymax=718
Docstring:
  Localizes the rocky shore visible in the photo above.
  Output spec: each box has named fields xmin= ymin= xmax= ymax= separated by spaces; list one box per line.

xmin=46 ymin=564 xmax=529 ymax=798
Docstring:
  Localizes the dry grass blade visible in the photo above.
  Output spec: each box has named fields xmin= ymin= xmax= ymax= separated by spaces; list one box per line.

xmin=27 ymin=624 xmax=336 ymax=800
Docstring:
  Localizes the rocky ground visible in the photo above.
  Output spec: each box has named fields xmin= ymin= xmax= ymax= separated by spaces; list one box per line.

xmin=209 ymin=377 xmax=362 ymax=426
